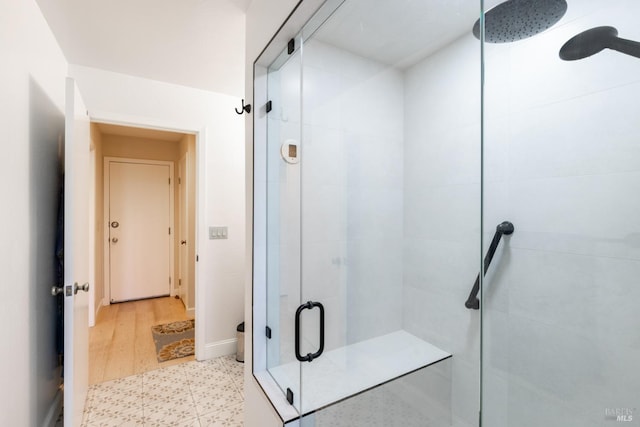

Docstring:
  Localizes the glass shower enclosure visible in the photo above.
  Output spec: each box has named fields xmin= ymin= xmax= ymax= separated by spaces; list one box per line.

xmin=252 ymin=0 xmax=640 ymax=425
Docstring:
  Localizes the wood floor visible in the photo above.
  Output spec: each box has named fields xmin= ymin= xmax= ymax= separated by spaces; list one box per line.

xmin=89 ymin=296 xmax=195 ymax=385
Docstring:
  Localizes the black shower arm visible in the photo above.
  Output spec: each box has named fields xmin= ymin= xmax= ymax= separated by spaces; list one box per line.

xmin=465 ymin=221 xmax=514 ymax=310
xmin=609 ymin=37 xmax=640 ymax=59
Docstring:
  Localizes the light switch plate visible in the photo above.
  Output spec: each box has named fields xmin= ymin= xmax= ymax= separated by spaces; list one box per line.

xmin=209 ymin=226 xmax=228 ymax=240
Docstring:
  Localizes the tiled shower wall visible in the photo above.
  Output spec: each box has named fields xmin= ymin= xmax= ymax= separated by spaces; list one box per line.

xmin=300 ymin=39 xmax=405 ymax=351
xmin=300 ymin=34 xmax=478 ymax=426
xmin=482 ymin=1 xmax=640 ymax=425
xmin=404 ymin=1 xmax=640 ymax=426
xmin=403 ymin=33 xmax=482 ymax=427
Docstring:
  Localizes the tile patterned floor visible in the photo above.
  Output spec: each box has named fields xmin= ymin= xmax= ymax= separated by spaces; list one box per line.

xmin=82 ymin=355 xmax=244 ymax=427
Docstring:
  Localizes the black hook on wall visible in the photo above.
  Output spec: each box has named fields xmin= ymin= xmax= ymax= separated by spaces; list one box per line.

xmin=235 ymin=99 xmax=252 ymax=115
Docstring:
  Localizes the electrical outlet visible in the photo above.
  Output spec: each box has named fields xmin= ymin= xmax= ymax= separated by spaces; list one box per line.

xmin=209 ymin=226 xmax=228 ymax=240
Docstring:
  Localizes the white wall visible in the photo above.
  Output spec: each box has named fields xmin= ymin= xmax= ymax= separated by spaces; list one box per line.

xmin=0 ymin=0 xmax=69 ymax=425
xmin=69 ymin=64 xmax=246 ymax=358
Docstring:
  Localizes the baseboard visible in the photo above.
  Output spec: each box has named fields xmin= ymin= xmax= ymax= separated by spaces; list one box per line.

xmin=186 ymin=307 xmax=195 ymax=318
xmin=43 ymin=388 xmax=63 ymax=427
xmin=201 ymin=338 xmax=237 ymax=360
xmin=91 ymin=299 xmax=104 ymax=328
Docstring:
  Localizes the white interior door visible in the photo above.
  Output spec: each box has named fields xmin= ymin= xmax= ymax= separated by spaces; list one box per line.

xmin=63 ymin=78 xmax=90 ymax=427
xmin=108 ymin=160 xmax=172 ymax=302
xmin=178 ymin=154 xmax=188 ymax=305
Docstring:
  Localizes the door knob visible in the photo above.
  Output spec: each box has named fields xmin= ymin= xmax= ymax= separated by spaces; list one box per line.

xmin=181 ymin=240 xmax=187 ymax=245
xmin=111 ymin=221 xmax=119 ymax=228
xmin=112 ymin=237 xmax=118 ymax=243
xmin=52 ymin=285 xmax=72 ymax=297
xmin=74 ymin=282 xmax=90 ymax=295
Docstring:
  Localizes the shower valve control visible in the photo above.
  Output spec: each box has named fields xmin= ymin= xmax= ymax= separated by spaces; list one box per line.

xmin=281 ymin=140 xmax=300 ymax=164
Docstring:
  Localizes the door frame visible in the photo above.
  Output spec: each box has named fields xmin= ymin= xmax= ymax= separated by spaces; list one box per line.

xmin=103 ymin=157 xmax=175 ymax=304
xmin=63 ymin=77 xmax=91 ymax=427
xmin=91 ymin=114 xmax=206 ymax=360
xmin=178 ymin=152 xmax=190 ymax=312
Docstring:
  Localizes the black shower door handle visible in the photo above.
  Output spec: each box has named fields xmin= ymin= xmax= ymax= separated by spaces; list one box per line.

xmin=294 ymin=301 xmax=325 ymax=362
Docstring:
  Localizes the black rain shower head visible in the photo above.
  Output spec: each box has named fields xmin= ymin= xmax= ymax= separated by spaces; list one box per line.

xmin=473 ymin=0 xmax=567 ymax=43
xmin=559 ymin=26 xmax=640 ymax=60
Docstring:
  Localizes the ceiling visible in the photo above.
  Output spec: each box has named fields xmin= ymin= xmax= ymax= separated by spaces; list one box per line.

xmin=35 ymin=0 xmax=508 ymax=96
xmin=314 ymin=0 xmax=504 ymax=68
xmin=36 ymin=0 xmax=250 ymax=96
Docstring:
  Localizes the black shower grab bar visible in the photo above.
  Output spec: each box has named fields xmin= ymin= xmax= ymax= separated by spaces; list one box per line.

xmin=295 ymin=301 xmax=325 ymax=362
xmin=465 ymin=221 xmax=514 ymax=310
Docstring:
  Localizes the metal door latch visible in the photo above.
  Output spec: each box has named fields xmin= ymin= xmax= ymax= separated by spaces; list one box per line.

xmin=74 ymin=282 xmax=90 ymax=294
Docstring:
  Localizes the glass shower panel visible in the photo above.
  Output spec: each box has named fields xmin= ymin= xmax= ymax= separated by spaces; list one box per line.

xmin=298 ymin=1 xmax=409 ymax=413
xmin=295 ymin=0 xmax=482 ymax=425
xmin=481 ymin=0 xmax=640 ymax=426
xmin=265 ymin=43 xmax=303 ymax=407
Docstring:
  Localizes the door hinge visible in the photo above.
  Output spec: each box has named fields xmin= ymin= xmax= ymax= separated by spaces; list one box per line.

xmin=179 ymin=278 xmax=182 ymax=286
xmin=286 ymin=388 xmax=294 ymax=405
xmin=266 ymin=326 xmax=272 ymax=339
xmin=287 ymin=38 xmax=295 ymax=55
xmin=168 ymin=177 xmax=171 ymax=185
xmin=169 ymin=277 xmax=172 ymax=285
xmin=169 ymin=227 xmax=171 ymax=235
xmin=266 ymin=100 xmax=272 ymax=113
xmin=196 ymin=255 xmax=199 ymax=262
xmin=178 ymin=177 xmax=182 ymax=185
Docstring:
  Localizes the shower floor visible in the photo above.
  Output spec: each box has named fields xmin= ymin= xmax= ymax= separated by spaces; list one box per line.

xmin=267 ymin=330 xmax=451 ymax=417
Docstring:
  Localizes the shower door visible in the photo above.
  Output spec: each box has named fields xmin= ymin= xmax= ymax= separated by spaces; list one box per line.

xmin=297 ymin=0 xmax=422 ymax=421
xmin=294 ymin=0 xmax=482 ymax=425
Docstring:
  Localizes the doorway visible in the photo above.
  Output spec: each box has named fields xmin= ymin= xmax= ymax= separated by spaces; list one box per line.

xmin=106 ymin=158 xmax=173 ymax=302
xmin=89 ymin=122 xmax=198 ymax=382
